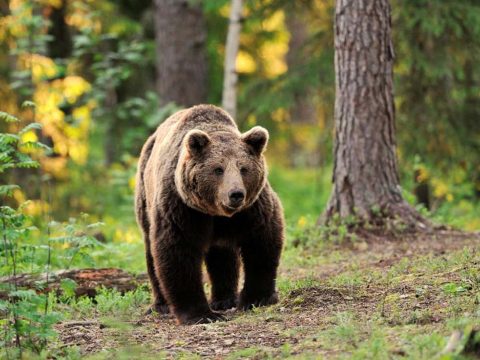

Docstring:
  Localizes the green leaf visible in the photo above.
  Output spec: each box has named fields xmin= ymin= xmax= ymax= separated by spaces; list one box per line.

xmin=0 ymin=185 xmax=20 ymax=197
xmin=19 ymin=140 xmax=52 ymax=154
xmin=60 ymin=278 xmax=77 ymax=299
xmin=0 ymin=133 xmax=20 ymax=145
xmin=442 ymin=283 xmax=468 ymax=295
xmin=21 ymin=100 xmax=36 ymax=109
xmin=0 ymin=111 xmax=19 ymax=123
xmin=15 ymin=160 xmax=39 ymax=169
xmin=19 ymin=122 xmax=42 ymax=135
xmin=9 ymin=289 xmax=37 ymax=299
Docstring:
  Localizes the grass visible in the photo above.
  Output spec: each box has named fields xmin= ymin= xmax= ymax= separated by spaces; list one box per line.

xmin=23 ymin=165 xmax=477 ymax=276
xmin=43 ymin=230 xmax=480 ymax=359
xmin=3 ymin=167 xmax=480 ymax=358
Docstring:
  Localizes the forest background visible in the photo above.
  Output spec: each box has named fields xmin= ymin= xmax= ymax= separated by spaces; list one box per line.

xmin=1 ymin=0 xmax=480 ymax=358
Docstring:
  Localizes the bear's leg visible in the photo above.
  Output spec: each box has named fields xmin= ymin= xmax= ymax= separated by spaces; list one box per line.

xmin=151 ymin=225 xmax=225 ymax=325
xmin=144 ymin=243 xmax=169 ymax=315
xmin=135 ymin=189 xmax=169 ymax=314
xmin=238 ymin=214 xmax=283 ymax=310
xmin=206 ymin=246 xmax=239 ymax=310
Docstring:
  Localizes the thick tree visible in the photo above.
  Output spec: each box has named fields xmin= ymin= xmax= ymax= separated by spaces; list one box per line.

xmin=153 ymin=0 xmax=208 ymax=106
xmin=323 ymin=0 xmax=427 ymax=229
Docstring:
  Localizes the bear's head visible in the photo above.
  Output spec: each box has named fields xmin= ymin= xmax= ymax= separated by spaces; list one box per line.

xmin=175 ymin=126 xmax=269 ymax=217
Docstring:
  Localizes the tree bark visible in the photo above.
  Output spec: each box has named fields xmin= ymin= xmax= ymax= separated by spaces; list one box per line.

xmin=323 ymin=0 xmax=426 ymax=229
xmin=154 ymin=0 xmax=208 ymax=107
xmin=285 ymin=9 xmax=318 ymax=167
xmin=286 ymin=12 xmax=316 ymax=126
xmin=47 ymin=0 xmax=72 ymax=59
xmin=222 ymin=0 xmax=243 ymax=119
xmin=0 ymin=268 xmax=148 ymax=300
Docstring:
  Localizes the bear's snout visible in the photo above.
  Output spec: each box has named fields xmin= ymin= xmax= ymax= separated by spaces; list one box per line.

xmin=228 ymin=189 xmax=245 ymax=208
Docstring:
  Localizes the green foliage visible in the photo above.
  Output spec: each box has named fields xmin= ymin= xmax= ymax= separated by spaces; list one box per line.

xmin=94 ymin=287 xmax=149 ymax=317
xmin=442 ymin=283 xmax=469 ymax=296
xmin=0 ymin=110 xmax=61 ymax=357
xmin=0 ymin=0 xmax=479 ymax=356
xmin=0 ymin=117 xmax=45 ymax=174
xmin=393 ymin=0 xmax=480 ymax=167
xmin=268 ymin=166 xmax=330 ymax=225
xmin=48 ymin=217 xmax=104 ymax=269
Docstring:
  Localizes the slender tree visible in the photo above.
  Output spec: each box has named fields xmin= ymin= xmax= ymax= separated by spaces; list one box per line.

xmin=47 ymin=0 xmax=72 ymax=59
xmin=154 ymin=0 xmax=208 ymax=107
xmin=222 ymin=0 xmax=243 ymax=118
xmin=286 ymin=10 xmax=315 ymax=127
xmin=323 ymin=0 xmax=427 ymax=229
xmin=285 ymin=7 xmax=317 ymax=167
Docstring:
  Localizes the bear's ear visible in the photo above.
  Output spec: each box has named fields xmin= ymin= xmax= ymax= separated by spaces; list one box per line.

xmin=185 ymin=129 xmax=211 ymax=156
xmin=242 ymin=126 xmax=269 ymax=156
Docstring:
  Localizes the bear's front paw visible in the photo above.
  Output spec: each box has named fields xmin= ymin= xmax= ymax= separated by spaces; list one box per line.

xmin=177 ymin=311 xmax=227 ymax=325
xmin=238 ymin=291 xmax=279 ymax=310
xmin=145 ymin=302 xmax=170 ymax=315
xmin=210 ymin=297 xmax=237 ymax=311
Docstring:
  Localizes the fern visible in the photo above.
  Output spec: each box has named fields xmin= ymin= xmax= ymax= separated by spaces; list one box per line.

xmin=18 ymin=122 xmax=42 ymax=135
xmin=0 ymin=111 xmax=19 ymax=123
xmin=20 ymin=140 xmax=51 ymax=153
xmin=1 ymin=108 xmax=60 ymax=357
xmin=0 ymin=133 xmax=20 ymax=145
xmin=20 ymin=100 xmax=36 ymax=110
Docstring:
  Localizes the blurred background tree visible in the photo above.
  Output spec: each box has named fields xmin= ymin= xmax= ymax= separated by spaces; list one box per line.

xmin=154 ymin=0 xmax=208 ymax=107
xmin=0 ymin=0 xmax=479 ymax=235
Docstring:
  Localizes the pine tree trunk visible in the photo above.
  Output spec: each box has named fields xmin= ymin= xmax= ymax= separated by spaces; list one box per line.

xmin=222 ymin=0 xmax=243 ymax=119
xmin=154 ymin=0 xmax=208 ymax=107
xmin=285 ymin=9 xmax=318 ymax=167
xmin=286 ymin=12 xmax=316 ymax=126
xmin=323 ymin=0 xmax=427 ymax=230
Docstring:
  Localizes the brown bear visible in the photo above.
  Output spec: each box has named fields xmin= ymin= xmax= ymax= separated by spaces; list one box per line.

xmin=134 ymin=104 xmax=284 ymax=325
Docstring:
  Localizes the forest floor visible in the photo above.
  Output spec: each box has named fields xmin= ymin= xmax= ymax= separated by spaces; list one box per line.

xmin=54 ymin=230 xmax=480 ymax=359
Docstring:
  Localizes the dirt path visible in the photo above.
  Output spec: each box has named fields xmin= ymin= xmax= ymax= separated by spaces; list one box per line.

xmin=56 ymin=231 xmax=480 ymax=359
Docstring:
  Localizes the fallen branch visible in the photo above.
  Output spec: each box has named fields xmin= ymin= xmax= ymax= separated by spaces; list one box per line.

xmin=0 ymin=268 xmax=148 ymax=300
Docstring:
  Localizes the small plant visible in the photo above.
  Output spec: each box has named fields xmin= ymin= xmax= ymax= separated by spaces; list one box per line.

xmin=0 ymin=107 xmax=62 ymax=357
xmin=442 ymin=282 xmax=469 ymax=296
xmin=48 ymin=216 xmax=104 ymax=269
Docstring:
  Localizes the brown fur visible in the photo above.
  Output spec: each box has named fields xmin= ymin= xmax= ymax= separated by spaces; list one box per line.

xmin=135 ymin=104 xmax=284 ymax=325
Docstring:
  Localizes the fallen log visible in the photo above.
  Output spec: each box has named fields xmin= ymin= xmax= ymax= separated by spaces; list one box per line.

xmin=0 ymin=268 xmax=148 ymax=300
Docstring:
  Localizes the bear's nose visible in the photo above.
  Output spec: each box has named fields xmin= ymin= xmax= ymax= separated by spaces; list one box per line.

xmin=228 ymin=190 xmax=245 ymax=207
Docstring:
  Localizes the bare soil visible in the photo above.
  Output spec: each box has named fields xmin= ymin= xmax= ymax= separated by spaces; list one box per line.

xmin=56 ymin=230 xmax=480 ymax=359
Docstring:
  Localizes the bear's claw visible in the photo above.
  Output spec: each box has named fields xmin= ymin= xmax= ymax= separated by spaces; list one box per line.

xmin=145 ymin=303 xmax=170 ymax=315
xmin=210 ymin=297 xmax=237 ymax=311
xmin=238 ymin=291 xmax=279 ymax=310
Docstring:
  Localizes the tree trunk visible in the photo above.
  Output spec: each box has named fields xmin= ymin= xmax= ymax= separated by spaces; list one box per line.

xmin=323 ymin=0 xmax=427 ymax=230
xmin=222 ymin=0 xmax=243 ymax=119
xmin=47 ymin=0 xmax=72 ymax=59
xmin=0 ymin=268 xmax=148 ymax=300
xmin=154 ymin=0 xmax=208 ymax=107
xmin=286 ymin=12 xmax=316 ymax=126
xmin=285 ymin=9 xmax=318 ymax=167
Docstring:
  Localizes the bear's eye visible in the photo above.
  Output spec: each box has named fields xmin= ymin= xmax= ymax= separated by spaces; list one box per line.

xmin=214 ymin=167 xmax=224 ymax=176
xmin=240 ymin=167 xmax=248 ymax=175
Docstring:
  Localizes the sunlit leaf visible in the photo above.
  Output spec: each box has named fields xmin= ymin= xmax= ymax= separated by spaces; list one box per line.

xmin=21 ymin=100 xmax=36 ymax=109
xmin=0 ymin=112 xmax=19 ymax=123
xmin=18 ymin=122 xmax=42 ymax=135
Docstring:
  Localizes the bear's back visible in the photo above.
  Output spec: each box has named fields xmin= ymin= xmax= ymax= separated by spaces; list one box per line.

xmin=169 ymin=104 xmax=237 ymax=133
